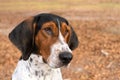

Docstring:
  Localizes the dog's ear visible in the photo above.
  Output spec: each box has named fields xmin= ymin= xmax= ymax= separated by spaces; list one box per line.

xmin=9 ymin=17 xmax=36 ymax=60
xmin=68 ymin=26 xmax=79 ymax=50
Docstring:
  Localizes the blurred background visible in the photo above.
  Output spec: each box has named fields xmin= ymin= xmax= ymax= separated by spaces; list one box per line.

xmin=0 ymin=0 xmax=120 ymax=80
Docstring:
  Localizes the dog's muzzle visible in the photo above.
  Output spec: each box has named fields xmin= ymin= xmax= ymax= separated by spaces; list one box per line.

xmin=59 ymin=52 xmax=73 ymax=65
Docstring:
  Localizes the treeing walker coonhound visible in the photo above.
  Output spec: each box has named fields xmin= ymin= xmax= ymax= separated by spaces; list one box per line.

xmin=9 ymin=13 xmax=78 ymax=80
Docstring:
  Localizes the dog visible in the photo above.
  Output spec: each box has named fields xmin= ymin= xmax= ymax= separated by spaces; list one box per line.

xmin=9 ymin=13 xmax=78 ymax=80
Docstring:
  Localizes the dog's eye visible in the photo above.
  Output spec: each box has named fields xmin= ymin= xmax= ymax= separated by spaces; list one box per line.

xmin=64 ymin=30 xmax=69 ymax=36
xmin=44 ymin=27 xmax=53 ymax=35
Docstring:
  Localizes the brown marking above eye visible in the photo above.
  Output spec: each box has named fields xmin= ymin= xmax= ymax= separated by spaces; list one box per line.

xmin=60 ymin=22 xmax=71 ymax=43
xmin=41 ymin=21 xmax=59 ymax=37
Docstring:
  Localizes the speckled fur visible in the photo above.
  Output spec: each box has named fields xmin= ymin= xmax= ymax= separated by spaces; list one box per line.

xmin=12 ymin=54 xmax=63 ymax=80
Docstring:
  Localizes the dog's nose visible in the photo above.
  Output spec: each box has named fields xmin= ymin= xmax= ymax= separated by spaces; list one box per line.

xmin=59 ymin=52 xmax=73 ymax=64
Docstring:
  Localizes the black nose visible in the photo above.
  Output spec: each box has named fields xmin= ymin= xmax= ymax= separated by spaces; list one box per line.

xmin=59 ymin=52 xmax=73 ymax=64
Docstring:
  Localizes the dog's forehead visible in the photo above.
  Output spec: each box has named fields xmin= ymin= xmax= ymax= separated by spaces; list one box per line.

xmin=35 ymin=14 xmax=68 ymax=26
xmin=34 ymin=13 xmax=69 ymax=34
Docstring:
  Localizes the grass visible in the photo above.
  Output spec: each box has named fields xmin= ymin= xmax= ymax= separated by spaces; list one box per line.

xmin=0 ymin=0 xmax=120 ymax=12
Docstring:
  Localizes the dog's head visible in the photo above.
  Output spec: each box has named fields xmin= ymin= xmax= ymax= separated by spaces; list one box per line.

xmin=9 ymin=13 xmax=78 ymax=68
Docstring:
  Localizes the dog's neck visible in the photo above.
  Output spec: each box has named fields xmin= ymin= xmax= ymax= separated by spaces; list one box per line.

xmin=12 ymin=54 xmax=63 ymax=80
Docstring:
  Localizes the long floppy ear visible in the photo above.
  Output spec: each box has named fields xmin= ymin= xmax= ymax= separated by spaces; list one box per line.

xmin=69 ymin=26 xmax=79 ymax=50
xmin=9 ymin=17 xmax=35 ymax=60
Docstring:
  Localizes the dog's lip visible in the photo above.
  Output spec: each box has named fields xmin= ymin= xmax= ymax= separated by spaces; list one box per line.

xmin=47 ymin=60 xmax=64 ymax=68
xmin=48 ymin=61 xmax=70 ymax=69
xmin=48 ymin=63 xmax=63 ymax=68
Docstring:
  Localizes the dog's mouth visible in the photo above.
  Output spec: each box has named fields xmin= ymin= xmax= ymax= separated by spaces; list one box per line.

xmin=47 ymin=52 xmax=73 ymax=68
xmin=47 ymin=60 xmax=70 ymax=68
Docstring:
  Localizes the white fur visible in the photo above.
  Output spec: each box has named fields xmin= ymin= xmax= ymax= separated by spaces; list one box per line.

xmin=12 ymin=54 xmax=63 ymax=80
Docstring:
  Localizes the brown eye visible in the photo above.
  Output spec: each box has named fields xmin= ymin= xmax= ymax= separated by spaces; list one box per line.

xmin=44 ymin=27 xmax=53 ymax=35
xmin=64 ymin=29 xmax=69 ymax=36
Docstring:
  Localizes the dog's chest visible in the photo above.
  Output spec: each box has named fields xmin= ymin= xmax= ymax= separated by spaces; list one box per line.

xmin=12 ymin=54 xmax=62 ymax=80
